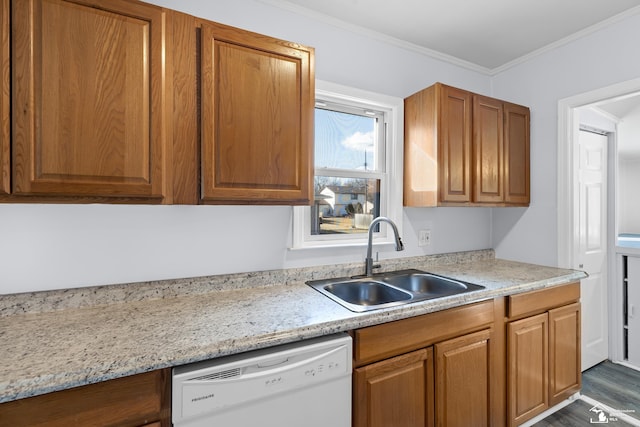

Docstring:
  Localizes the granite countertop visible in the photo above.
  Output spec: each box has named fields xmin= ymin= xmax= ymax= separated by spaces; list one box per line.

xmin=0 ymin=250 xmax=587 ymax=404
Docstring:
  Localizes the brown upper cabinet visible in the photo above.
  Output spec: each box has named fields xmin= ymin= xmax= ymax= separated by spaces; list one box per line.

xmin=198 ymin=21 xmax=314 ymax=205
xmin=0 ymin=0 xmax=9 ymax=195
xmin=404 ymin=82 xmax=530 ymax=207
xmin=11 ymin=0 xmax=170 ymax=202
xmin=3 ymin=0 xmax=315 ymax=205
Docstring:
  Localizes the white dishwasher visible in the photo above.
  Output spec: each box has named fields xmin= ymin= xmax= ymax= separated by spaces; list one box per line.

xmin=172 ymin=333 xmax=352 ymax=427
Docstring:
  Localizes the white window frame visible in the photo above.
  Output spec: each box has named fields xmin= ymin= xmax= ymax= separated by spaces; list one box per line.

xmin=292 ymin=80 xmax=404 ymax=250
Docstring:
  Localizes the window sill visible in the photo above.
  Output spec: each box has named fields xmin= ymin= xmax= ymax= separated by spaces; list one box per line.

xmin=288 ymin=240 xmax=396 ymax=251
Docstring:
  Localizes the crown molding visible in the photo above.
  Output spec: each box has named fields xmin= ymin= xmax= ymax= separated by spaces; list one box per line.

xmin=491 ymin=5 xmax=640 ymax=75
xmin=257 ymin=0 xmax=493 ymax=75
xmin=259 ymin=0 xmax=640 ymax=77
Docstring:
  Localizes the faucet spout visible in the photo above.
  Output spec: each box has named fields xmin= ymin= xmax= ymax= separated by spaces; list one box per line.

xmin=365 ymin=217 xmax=404 ymax=277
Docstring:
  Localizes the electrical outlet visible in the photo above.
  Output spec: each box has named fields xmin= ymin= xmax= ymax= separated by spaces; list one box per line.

xmin=418 ymin=229 xmax=431 ymax=247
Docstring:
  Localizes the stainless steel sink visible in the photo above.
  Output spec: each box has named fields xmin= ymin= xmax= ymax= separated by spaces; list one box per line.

xmin=382 ymin=271 xmax=483 ymax=296
xmin=307 ymin=269 xmax=484 ymax=312
xmin=320 ymin=280 xmax=412 ymax=311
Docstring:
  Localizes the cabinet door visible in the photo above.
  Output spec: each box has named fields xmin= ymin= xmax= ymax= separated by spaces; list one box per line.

xmin=354 ymin=348 xmax=434 ymax=427
xmin=504 ymin=102 xmax=530 ymax=205
xmin=200 ymin=23 xmax=314 ymax=205
xmin=507 ymin=312 xmax=548 ymax=426
xmin=473 ymin=95 xmax=504 ymax=203
xmin=438 ymin=85 xmax=472 ymax=203
xmin=0 ymin=0 xmax=9 ymax=195
xmin=435 ymin=328 xmax=493 ymax=427
xmin=12 ymin=0 xmax=168 ymax=200
xmin=549 ymin=302 xmax=581 ymax=405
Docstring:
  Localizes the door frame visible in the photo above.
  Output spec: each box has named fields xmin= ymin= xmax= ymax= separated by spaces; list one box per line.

xmin=557 ymin=77 xmax=640 ymax=364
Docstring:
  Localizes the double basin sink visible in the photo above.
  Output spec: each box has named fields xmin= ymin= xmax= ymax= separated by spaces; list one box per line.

xmin=307 ymin=269 xmax=485 ymax=312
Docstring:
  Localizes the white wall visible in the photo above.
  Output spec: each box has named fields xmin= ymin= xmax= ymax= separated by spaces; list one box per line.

xmin=618 ymin=104 xmax=640 ymax=233
xmin=491 ymin=11 xmax=640 ymax=266
xmin=8 ymin=1 xmax=639 ymax=293
xmin=0 ymin=0 xmax=493 ymax=294
xmin=619 ymin=157 xmax=640 ymax=233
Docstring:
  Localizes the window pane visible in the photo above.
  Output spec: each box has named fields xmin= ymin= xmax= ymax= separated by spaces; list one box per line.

xmin=315 ymin=108 xmax=377 ymax=171
xmin=311 ymin=176 xmax=380 ymax=235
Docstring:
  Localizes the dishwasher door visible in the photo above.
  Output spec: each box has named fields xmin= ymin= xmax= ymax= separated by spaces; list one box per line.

xmin=172 ymin=333 xmax=352 ymax=427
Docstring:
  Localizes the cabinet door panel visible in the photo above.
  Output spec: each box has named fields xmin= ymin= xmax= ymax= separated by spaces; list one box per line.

xmin=0 ymin=0 xmax=8 ymax=194
xmin=435 ymin=329 xmax=492 ymax=427
xmin=404 ymin=85 xmax=438 ymax=207
xmin=473 ymin=95 xmax=504 ymax=203
xmin=439 ymin=85 xmax=472 ymax=203
xmin=354 ymin=348 xmax=434 ymax=427
xmin=549 ymin=302 xmax=581 ymax=405
xmin=12 ymin=0 xmax=168 ymax=199
xmin=508 ymin=312 xmax=548 ymax=426
xmin=504 ymin=102 xmax=530 ymax=204
xmin=200 ymin=23 xmax=313 ymax=204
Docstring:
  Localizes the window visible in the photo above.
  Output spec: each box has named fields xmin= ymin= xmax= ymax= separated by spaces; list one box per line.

xmin=292 ymin=80 xmax=403 ymax=249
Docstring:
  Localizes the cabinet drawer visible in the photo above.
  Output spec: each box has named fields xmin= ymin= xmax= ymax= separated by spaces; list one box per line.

xmin=0 ymin=369 xmax=171 ymax=427
xmin=354 ymin=300 xmax=494 ymax=366
xmin=507 ymin=282 xmax=580 ymax=319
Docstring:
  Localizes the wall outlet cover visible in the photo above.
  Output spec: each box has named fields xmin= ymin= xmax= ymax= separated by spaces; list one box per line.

xmin=418 ymin=229 xmax=431 ymax=246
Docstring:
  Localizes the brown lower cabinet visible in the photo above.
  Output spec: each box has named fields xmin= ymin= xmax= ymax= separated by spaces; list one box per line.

xmin=507 ymin=283 xmax=581 ymax=426
xmin=353 ymin=299 xmax=503 ymax=427
xmin=353 ymin=282 xmax=580 ymax=427
xmin=0 ymin=369 xmax=171 ymax=427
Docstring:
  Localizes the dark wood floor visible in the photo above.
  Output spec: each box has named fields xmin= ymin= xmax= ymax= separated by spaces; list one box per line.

xmin=582 ymin=360 xmax=640 ymax=419
xmin=534 ymin=398 xmax=634 ymax=426
xmin=533 ymin=361 xmax=640 ymax=426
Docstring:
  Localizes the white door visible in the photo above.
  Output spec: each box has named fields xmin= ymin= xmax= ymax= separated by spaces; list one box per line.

xmin=577 ymin=129 xmax=609 ymax=370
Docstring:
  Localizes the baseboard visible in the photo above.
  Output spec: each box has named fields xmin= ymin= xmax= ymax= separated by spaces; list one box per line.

xmin=580 ymin=394 xmax=640 ymax=426
xmin=611 ymin=359 xmax=640 ymax=372
xmin=518 ymin=393 xmax=640 ymax=427
xmin=518 ymin=393 xmax=580 ymax=427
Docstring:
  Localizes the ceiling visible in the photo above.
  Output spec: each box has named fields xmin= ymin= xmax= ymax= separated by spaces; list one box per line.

xmin=264 ymin=0 xmax=640 ymax=73
xmin=598 ymin=94 xmax=640 ymax=119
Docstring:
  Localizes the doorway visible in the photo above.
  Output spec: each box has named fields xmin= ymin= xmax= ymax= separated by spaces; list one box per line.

xmin=558 ymin=77 xmax=640 ymax=371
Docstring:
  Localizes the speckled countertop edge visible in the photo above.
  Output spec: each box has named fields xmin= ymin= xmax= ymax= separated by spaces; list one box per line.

xmin=0 ymin=250 xmax=587 ymax=404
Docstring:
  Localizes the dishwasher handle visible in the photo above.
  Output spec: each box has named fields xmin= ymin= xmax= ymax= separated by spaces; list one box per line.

xmin=185 ymin=343 xmax=348 ymax=384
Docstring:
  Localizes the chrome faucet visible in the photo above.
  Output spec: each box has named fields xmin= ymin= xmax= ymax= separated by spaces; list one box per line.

xmin=365 ymin=217 xmax=404 ymax=277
